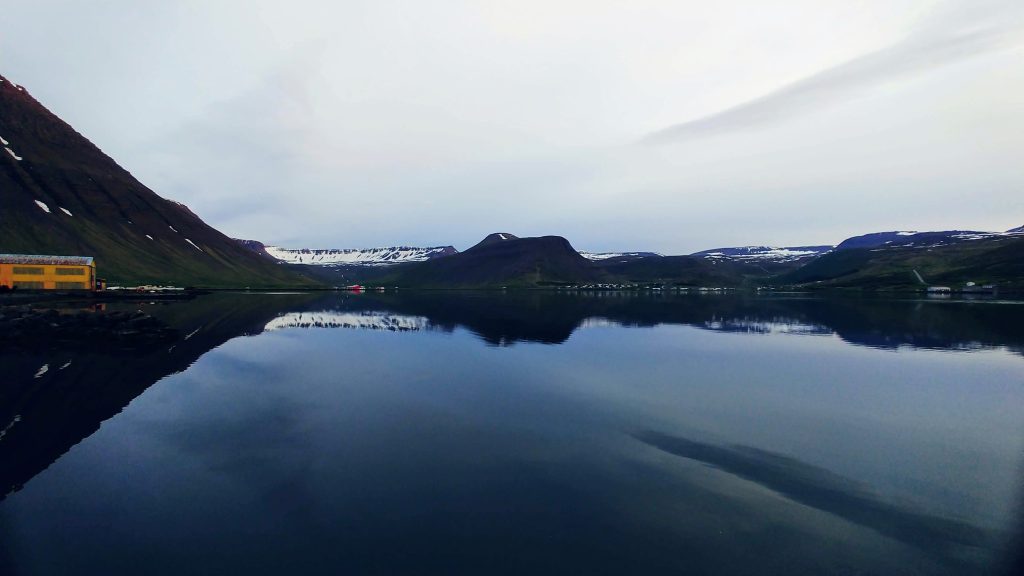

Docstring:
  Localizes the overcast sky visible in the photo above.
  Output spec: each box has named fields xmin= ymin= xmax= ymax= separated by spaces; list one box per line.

xmin=2 ymin=0 xmax=1022 ymax=252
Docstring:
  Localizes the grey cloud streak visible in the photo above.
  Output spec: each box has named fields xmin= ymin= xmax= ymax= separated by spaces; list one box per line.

xmin=643 ymin=2 xmax=1024 ymax=144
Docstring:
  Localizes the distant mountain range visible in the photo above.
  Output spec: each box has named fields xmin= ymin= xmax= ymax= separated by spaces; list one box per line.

xmin=0 ymin=74 xmax=316 ymax=288
xmin=237 ymin=224 xmax=1024 ymax=290
xmin=2 ymin=73 xmax=1021 ymax=290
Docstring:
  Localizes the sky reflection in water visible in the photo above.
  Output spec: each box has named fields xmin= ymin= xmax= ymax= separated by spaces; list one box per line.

xmin=1 ymin=293 xmax=1023 ymax=575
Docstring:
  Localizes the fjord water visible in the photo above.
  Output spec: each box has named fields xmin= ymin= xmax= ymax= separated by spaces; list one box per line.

xmin=2 ymin=293 xmax=1022 ymax=575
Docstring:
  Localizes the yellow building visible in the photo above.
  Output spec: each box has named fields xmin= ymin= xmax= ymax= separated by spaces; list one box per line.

xmin=0 ymin=254 xmax=96 ymax=290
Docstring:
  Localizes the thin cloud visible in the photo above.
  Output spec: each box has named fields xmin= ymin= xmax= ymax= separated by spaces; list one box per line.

xmin=643 ymin=1 xmax=1024 ymax=144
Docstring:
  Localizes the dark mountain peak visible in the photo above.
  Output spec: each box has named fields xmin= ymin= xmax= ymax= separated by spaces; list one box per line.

xmin=1007 ymin=225 xmax=1024 ymax=234
xmin=470 ymin=232 xmax=519 ymax=250
xmin=469 ymin=234 xmax=581 ymax=256
xmin=390 ymin=234 xmax=597 ymax=287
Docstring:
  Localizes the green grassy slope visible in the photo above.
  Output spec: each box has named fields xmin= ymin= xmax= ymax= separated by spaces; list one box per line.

xmin=775 ymin=236 xmax=1024 ymax=289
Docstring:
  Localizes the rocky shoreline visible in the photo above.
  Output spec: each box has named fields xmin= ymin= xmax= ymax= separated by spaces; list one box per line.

xmin=0 ymin=306 xmax=178 ymax=350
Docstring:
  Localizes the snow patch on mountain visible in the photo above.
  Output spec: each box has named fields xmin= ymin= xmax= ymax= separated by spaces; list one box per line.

xmin=579 ymin=251 xmax=661 ymax=261
xmin=264 ymin=245 xmax=457 ymax=266
xmin=5 ymin=147 xmax=22 ymax=161
xmin=694 ymin=245 xmax=832 ymax=263
xmin=34 ymin=200 xmax=50 ymax=213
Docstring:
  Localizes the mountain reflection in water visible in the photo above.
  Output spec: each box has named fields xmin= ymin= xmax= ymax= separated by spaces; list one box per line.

xmin=259 ymin=291 xmax=1024 ymax=353
xmin=1 ymin=291 xmax=1022 ymax=575
xmin=4 ymin=291 xmax=1024 ymax=501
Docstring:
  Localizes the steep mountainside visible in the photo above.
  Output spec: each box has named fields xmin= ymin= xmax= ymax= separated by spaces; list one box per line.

xmin=384 ymin=234 xmax=602 ymax=288
xmin=0 ymin=74 xmax=317 ymax=287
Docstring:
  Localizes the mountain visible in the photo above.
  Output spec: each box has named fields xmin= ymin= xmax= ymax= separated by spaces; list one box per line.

xmin=692 ymin=245 xmax=832 ymax=263
xmin=383 ymin=233 xmax=602 ymax=288
xmin=378 ymin=233 xmax=765 ymax=288
xmin=687 ymin=245 xmax=832 ymax=276
xmin=260 ymin=245 xmax=457 ymax=266
xmin=834 ymin=231 xmax=919 ymax=250
xmin=1007 ymin=225 xmax=1024 ymax=234
xmin=834 ymin=230 xmax=1018 ymax=251
xmin=232 ymin=240 xmax=459 ymax=285
xmin=777 ymin=234 xmax=1024 ymax=289
xmin=0 ymin=74 xmax=317 ymax=288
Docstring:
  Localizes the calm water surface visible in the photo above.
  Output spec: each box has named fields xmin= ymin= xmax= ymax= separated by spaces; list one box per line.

xmin=1 ymin=292 xmax=1023 ymax=574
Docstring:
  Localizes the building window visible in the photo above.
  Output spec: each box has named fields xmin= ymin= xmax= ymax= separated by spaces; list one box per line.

xmin=56 ymin=282 xmax=87 ymax=290
xmin=12 ymin=266 xmax=45 ymax=275
xmin=56 ymin=267 xmax=86 ymax=276
xmin=13 ymin=281 xmax=45 ymax=289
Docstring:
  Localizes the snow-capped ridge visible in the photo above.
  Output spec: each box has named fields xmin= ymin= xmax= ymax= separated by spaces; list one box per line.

xmin=264 ymin=245 xmax=458 ymax=266
xmin=693 ymin=245 xmax=832 ymax=263
xmin=579 ymin=251 xmax=661 ymax=261
xmin=837 ymin=230 xmax=1023 ymax=251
